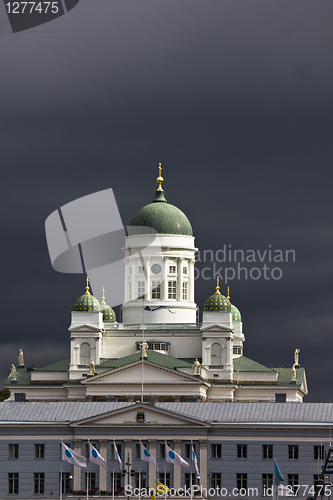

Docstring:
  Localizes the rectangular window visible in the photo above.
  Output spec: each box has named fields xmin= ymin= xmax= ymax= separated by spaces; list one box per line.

xmin=129 ymin=282 xmax=132 ymax=300
xmin=138 ymin=266 xmax=145 ymax=274
xmin=233 ymin=346 xmax=242 ymax=355
xmin=135 ymin=472 xmax=146 ymax=489
xmin=159 ymin=473 xmax=170 ymax=488
xmin=60 ymin=473 xmax=71 ymax=495
xmin=138 ymin=281 xmax=145 ymax=299
xmin=111 ymin=473 xmax=122 ymax=492
xmin=35 ymin=444 xmax=45 ymax=459
xmin=85 ymin=473 xmax=96 ymax=491
xmin=129 ymin=267 xmax=132 ymax=275
xmin=185 ymin=473 xmax=197 ymax=488
xmin=211 ymin=444 xmax=222 ymax=459
xmin=152 ymin=281 xmax=161 ymax=299
xmin=314 ymin=445 xmax=324 ymax=460
xmin=313 ymin=474 xmax=322 ymax=495
xmin=168 ymin=281 xmax=176 ymax=299
xmin=262 ymin=474 xmax=273 ymax=495
xmin=237 ymin=473 xmax=247 ymax=491
xmin=287 ymin=474 xmax=299 ymax=495
xmin=34 ymin=473 xmax=44 ymax=494
xmin=169 ymin=266 xmax=176 ymax=274
xmin=262 ymin=445 xmax=273 ymax=459
xmin=182 ymin=282 xmax=188 ymax=300
xmin=288 ymin=445 xmax=299 ymax=460
xmin=8 ymin=444 xmax=19 ymax=459
xmin=237 ymin=444 xmax=247 ymax=459
xmin=211 ymin=473 xmax=221 ymax=489
xmin=160 ymin=443 xmax=165 ymax=459
xmin=8 ymin=473 xmax=19 ymax=494
xmin=185 ymin=443 xmax=195 ymax=459
xmin=183 ymin=267 xmax=187 ymax=275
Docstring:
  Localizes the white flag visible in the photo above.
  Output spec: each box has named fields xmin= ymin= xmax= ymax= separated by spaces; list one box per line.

xmin=62 ymin=443 xmax=87 ymax=468
xmin=165 ymin=444 xmax=190 ymax=469
xmin=114 ymin=441 xmax=123 ymax=472
xmin=278 ymin=485 xmax=295 ymax=496
xmin=89 ymin=442 xmax=108 ymax=471
xmin=141 ymin=442 xmax=158 ymax=470
xmin=191 ymin=444 xmax=200 ymax=479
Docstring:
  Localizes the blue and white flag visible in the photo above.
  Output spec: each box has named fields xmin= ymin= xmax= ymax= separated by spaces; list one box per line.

xmin=165 ymin=444 xmax=190 ymax=469
xmin=141 ymin=442 xmax=158 ymax=470
xmin=89 ymin=442 xmax=108 ymax=471
xmin=278 ymin=485 xmax=295 ymax=496
xmin=114 ymin=441 xmax=122 ymax=472
xmin=274 ymin=459 xmax=284 ymax=485
xmin=62 ymin=442 xmax=87 ymax=468
xmin=191 ymin=444 xmax=200 ymax=479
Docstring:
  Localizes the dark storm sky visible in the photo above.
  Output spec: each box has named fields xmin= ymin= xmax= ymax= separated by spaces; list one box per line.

xmin=1 ymin=0 xmax=333 ymax=401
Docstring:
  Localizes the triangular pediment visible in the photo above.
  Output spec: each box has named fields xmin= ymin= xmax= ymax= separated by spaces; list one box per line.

xmin=201 ymin=324 xmax=233 ymax=333
xmin=69 ymin=324 xmax=101 ymax=332
xmin=82 ymin=361 xmax=204 ymax=385
xmin=71 ymin=402 xmax=209 ymax=427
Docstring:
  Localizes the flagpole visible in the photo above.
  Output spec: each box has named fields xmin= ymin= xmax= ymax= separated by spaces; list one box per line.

xmin=141 ymin=297 xmax=144 ymax=403
xmin=190 ymin=441 xmax=193 ymax=500
xmin=87 ymin=442 xmax=89 ymax=500
xmin=164 ymin=440 xmax=167 ymax=500
xmin=60 ymin=441 xmax=63 ymax=500
xmin=112 ymin=441 xmax=115 ymax=500
xmin=139 ymin=440 xmax=142 ymax=500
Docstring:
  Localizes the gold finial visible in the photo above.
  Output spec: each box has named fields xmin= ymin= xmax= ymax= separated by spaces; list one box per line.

xmin=214 ymin=276 xmax=221 ymax=295
xmin=84 ymin=276 xmax=91 ymax=295
xmin=156 ymin=163 xmax=164 ymax=191
xmin=227 ymin=287 xmax=230 ymax=301
xmin=101 ymin=287 xmax=106 ymax=304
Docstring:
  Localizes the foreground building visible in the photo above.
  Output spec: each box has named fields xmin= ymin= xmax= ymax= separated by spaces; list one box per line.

xmin=0 ymin=401 xmax=331 ymax=498
xmin=6 ymin=168 xmax=307 ymax=403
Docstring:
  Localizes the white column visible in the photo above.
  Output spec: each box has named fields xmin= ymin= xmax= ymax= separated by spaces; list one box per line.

xmin=148 ymin=440 xmax=157 ymax=488
xmin=199 ymin=440 xmax=207 ymax=489
xmin=162 ymin=258 xmax=168 ymax=300
xmin=99 ymin=440 xmax=108 ymax=491
xmin=73 ymin=440 xmax=82 ymax=490
xmin=177 ymin=258 xmax=183 ymax=301
xmin=188 ymin=260 xmax=195 ymax=303
xmin=146 ymin=257 xmax=151 ymax=300
xmin=174 ymin=440 xmax=182 ymax=489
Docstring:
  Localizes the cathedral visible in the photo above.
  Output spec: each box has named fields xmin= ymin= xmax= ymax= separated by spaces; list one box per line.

xmin=6 ymin=168 xmax=307 ymax=403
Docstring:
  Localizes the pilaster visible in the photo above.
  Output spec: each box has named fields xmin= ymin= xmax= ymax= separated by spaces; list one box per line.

xmin=99 ymin=440 xmax=108 ymax=491
xmin=73 ymin=440 xmax=82 ymax=490
xmin=174 ymin=440 xmax=182 ymax=489
xmin=199 ymin=440 xmax=207 ymax=489
xmin=148 ymin=440 xmax=157 ymax=488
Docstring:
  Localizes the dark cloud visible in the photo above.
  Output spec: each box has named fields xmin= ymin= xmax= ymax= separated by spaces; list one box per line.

xmin=1 ymin=0 xmax=332 ymax=401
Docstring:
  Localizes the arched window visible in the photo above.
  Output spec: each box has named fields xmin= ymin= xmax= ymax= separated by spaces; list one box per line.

xmin=211 ymin=343 xmax=222 ymax=366
xmin=80 ymin=342 xmax=90 ymax=365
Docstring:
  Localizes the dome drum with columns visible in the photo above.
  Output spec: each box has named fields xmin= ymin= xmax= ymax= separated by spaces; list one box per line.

xmin=6 ymin=166 xmax=308 ymax=403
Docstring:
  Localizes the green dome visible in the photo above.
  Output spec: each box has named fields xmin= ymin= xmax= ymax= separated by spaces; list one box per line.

xmin=204 ymin=282 xmax=231 ymax=312
xmin=73 ymin=280 xmax=100 ymax=312
xmin=73 ymin=293 xmax=100 ymax=312
xmin=231 ymin=304 xmax=242 ymax=322
xmin=129 ymin=190 xmax=193 ymax=236
xmin=100 ymin=303 xmax=116 ymax=322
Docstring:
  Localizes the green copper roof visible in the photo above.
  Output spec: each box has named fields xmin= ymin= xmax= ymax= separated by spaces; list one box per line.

xmin=233 ymin=356 xmax=275 ymax=373
xmin=231 ymin=304 xmax=241 ymax=322
xmin=100 ymin=303 xmax=116 ymax=322
xmin=73 ymin=293 xmax=100 ymax=312
xmin=204 ymin=292 xmax=231 ymax=312
xmin=128 ymin=189 xmax=193 ymax=236
xmin=99 ymin=351 xmax=194 ymax=371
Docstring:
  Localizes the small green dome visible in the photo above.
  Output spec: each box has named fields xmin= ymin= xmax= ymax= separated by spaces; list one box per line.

xmin=204 ymin=280 xmax=231 ymax=312
xmin=100 ymin=303 xmax=116 ymax=322
xmin=231 ymin=304 xmax=242 ymax=322
xmin=99 ymin=289 xmax=116 ymax=322
xmin=226 ymin=288 xmax=241 ymax=322
xmin=73 ymin=279 xmax=101 ymax=312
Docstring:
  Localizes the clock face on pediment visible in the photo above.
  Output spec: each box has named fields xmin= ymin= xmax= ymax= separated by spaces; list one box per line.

xmin=151 ymin=264 xmax=162 ymax=274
